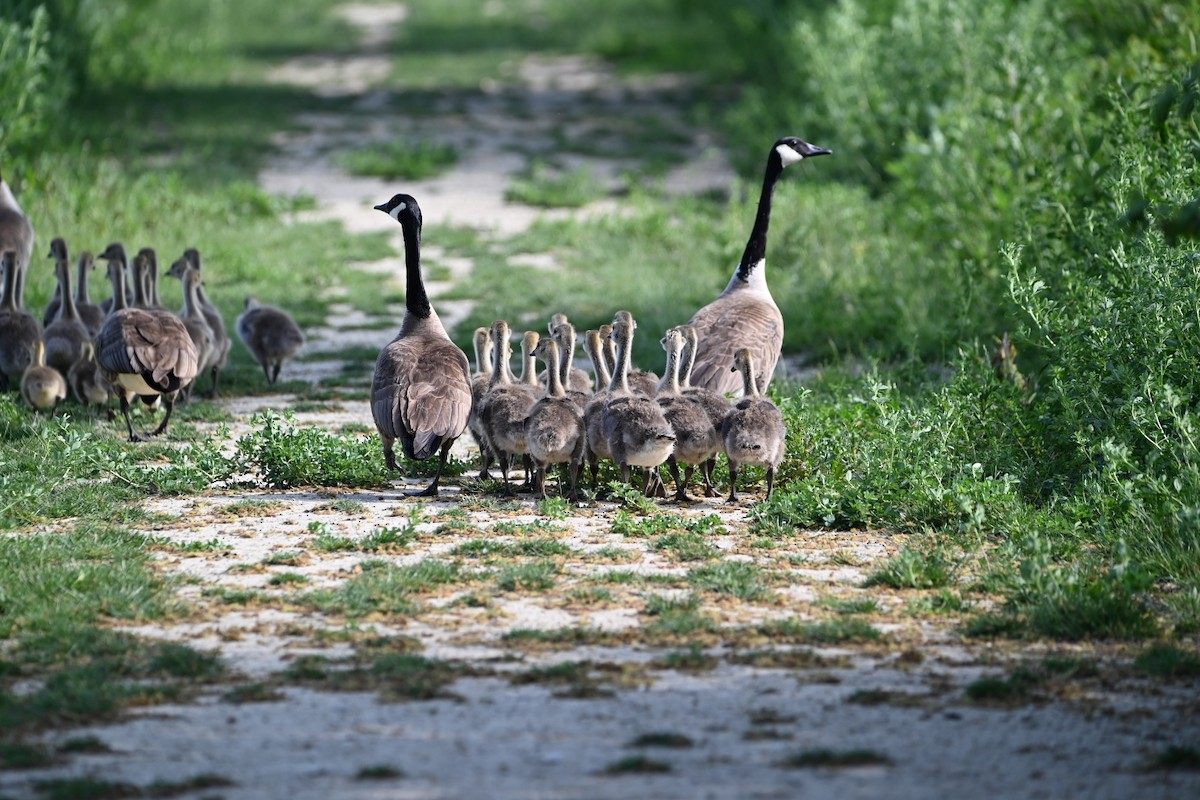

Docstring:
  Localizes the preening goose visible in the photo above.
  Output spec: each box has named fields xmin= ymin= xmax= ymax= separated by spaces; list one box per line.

xmin=601 ymin=315 xmax=675 ymax=495
xmin=371 ymin=193 xmax=472 ymax=497
xmin=525 ymin=335 xmax=586 ymax=501
xmin=236 ymin=297 xmax=305 ymax=385
xmin=685 ymin=136 xmax=830 ymax=398
xmin=0 ymin=250 xmax=41 ymax=391
xmin=21 ymin=339 xmax=66 ymax=414
xmin=0 ymin=172 xmax=34 ymax=311
xmin=172 ymin=250 xmax=230 ymax=397
xmin=721 ymin=348 xmax=787 ymax=502
xmin=96 ymin=245 xmax=199 ymax=441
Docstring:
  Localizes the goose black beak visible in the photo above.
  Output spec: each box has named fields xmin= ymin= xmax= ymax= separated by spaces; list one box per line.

xmin=373 ymin=203 xmax=388 ymax=212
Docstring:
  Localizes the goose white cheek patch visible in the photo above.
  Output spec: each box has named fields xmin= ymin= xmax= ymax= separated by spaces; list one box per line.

xmin=389 ymin=202 xmax=407 ymax=221
xmin=776 ymin=144 xmax=804 ymax=167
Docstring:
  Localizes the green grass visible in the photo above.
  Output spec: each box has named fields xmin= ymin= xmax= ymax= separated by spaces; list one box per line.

xmin=602 ymin=755 xmax=672 ymax=774
xmin=505 ymin=162 xmax=611 ymax=208
xmin=687 ymin=561 xmax=769 ymax=600
xmin=863 ymin=546 xmax=956 ymax=590
xmin=305 ymin=560 xmax=463 ymax=617
xmin=340 ymin=139 xmax=458 ymax=180
xmin=495 ymin=560 xmax=559 ymax=592
xmin=627 ymin=732 xmax=695 ymax=748
xmin=1134 ymin=644 xmax=1200 ymax=678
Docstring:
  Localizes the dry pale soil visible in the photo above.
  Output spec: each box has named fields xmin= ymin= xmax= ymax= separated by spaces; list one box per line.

xmin=3 ymin=4 xmax=1199 ymax=799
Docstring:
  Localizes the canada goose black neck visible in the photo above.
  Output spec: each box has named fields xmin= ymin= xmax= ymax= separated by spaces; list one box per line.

xmin=733 ymin=137 xmax=831 ymax=287
xmin=375 ymin=193 xmax=431 ymax=320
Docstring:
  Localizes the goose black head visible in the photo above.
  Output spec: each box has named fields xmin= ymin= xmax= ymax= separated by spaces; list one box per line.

xmin=773 ymin=136 xmax=832 ymax=168
xmin=375 ymin=193 xmax=422 ymax=227
xmin=98 ymin=242 xmax=126 ymax=262
xmin=48 ymin=237 xmax=68 ymax=261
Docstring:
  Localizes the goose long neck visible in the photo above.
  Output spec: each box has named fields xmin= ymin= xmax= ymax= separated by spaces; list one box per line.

xmin=109 ymin=261 xmax=129 ymax=311
xmin=76 ymin=257 xmax=92 ymax=304
xmin=609 ymin=326 xmax=633 ymax=395
xmin=585 ymin=331 xmax=611 ymax=390
xmin=489 ymin=327 xmax=513 ymax=386
xmin=0 ymin=257 xmax=16 ymax=312
xmin=557 ymin=326 xmax=576 ymax=385
xmin=402 ymin=218 xmax=431 ymax=319
xmin=473 ymin=331 xmax=492 ymax=376
xmin=661 ymin=340 xmax=683 ymax=395
xmin=32 ymin=339 xmax=46 ymax=368
xmin=147 ymin=255 xmax=162 ymax=307
xmin=519 ymin=337 xmax=539 ymax=387
xmin=733 ymin=153 xmax=785 ymax=286
xmin=680 ymin=330 xmax=697 ymax=388
xmin=183 ymin=270 xmax=202 ymax=317
xmin=739 ymin=357 xmax=760 ymax=399
xmin=543 ymin=341 xmax=565 ymax=397
xmin=132 ymin=259 xmax=150 ymax=308
xmin=57 ymin=258 xmax=80 ymax=321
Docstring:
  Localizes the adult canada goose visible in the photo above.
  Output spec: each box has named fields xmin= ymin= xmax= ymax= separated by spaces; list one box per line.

xmin=172 ymin=250 xmax=230 ymax=397
xmin=68 ymin=341 xmax=113 ymax=414
xmin=601 ymin=315 xmax=675 ymax=495
xmin=479 ymin=321 xmax=538 ymax=494
xmin=0 ymin=251 xmax=40 ymax=391
xmin=236 ymin=297 xmax=305 ymax=385
xmin=657 ymin=327 xmax=722 ymax=502
xmin=21 ymin=340 xmax=66 ymax=414
xmin=43 ymin=243 xmax=90 ymax=377
xmin=0 ymin=172 xmax=34 ymax=310
xmin=169 ymin=266 xmax=216 ymax=400
xmin=721 ymin=348 xmax=787 ymax=502
xmin=525 ymin=336 xmax=586 ymax=501
xmin=467 ymin=325 xmax=495 ymax=479
xmin=685 ymin=136 xmax=830 ymax=398
xmin=96 ymin=244 xmax=199 ymax=441
xmin=371 ymin=193 xmax=472 ymax=497
xmin=582 ymin=326 xmax=614 ymax=484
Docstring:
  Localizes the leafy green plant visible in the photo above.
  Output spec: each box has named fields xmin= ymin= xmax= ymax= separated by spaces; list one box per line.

xmin=236 ymin=411 xmax=393 ymax=488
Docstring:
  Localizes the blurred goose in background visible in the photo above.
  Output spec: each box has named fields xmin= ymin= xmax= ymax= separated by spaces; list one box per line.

xmin=236 ymin=297 xmax=304 ymax=386
xmin=0 ymin=250 xmax=41 ymax=391
xmin=685 ymin=136 xmax=830 ymax=398
xmin=68 ymin=341 xmax=113 ymax=414
xmin=73 ymin=249 xmax=105 ymax=336
xmin=722 ymin=348 xmax=787 ymax=502
xmin=0 ymin=172 xmax=34 ymax=311
xmin=96 ymin=244 xmax=199 ymax=441
xmin=371 ymin=193 xmax=471 ymax=497
xmin=21 ymin=339 xmax=66 ymax=415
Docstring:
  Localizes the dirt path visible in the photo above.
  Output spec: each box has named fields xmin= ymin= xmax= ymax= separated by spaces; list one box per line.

xmin=4 ymin=4 xmax=1198 ymax=799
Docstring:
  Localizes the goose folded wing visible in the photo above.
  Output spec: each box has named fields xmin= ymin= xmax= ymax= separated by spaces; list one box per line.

xmin=688 ymin=302 xmax=782 ymax=396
